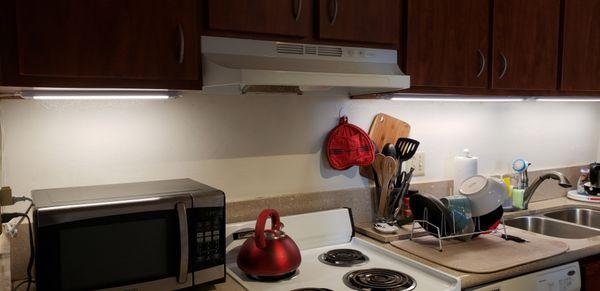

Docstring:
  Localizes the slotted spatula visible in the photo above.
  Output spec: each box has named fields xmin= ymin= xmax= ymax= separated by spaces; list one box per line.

xmin=395 ymin=138 xmax=420 ymax=186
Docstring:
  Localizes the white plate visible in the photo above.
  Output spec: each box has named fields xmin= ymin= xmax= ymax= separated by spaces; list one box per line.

xmin=566 ymin=190 xmax=600 ymax=203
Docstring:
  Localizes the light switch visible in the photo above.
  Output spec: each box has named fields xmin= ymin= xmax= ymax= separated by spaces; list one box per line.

xmin=405 ymin=152 xmax=425 ymax=177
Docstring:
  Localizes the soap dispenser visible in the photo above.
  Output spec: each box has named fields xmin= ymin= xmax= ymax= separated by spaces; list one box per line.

xmin=511 ymin=159 xmax=530 ymax=209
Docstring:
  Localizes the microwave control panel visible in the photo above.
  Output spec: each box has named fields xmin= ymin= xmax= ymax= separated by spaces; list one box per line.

xmin=192 ymin=207 xmax=225 ymax=269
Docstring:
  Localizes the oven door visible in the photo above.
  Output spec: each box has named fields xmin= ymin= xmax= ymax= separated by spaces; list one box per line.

xmin=35 ymin=195 xmax=195 ymax=291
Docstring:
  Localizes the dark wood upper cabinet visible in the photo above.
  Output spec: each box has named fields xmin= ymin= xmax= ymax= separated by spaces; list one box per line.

xmin=491 ymin=0 xmax=561 ymax=90
xmin=561 ymin=0 xmax=600 ymax=92
xmin=0 ymin=0 xmax=201 ymax=89
xmin=204 ymin=0 xmax=313 ymax=38
xmin=317 ymin=0 xmax=400 ymax=45
xmin=405 ymin=0 xmax=489 ymax=88
xmin=581 ymin=255 xmax=600 ymax=291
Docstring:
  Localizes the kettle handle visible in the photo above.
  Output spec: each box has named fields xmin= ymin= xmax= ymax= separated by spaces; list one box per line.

xmin=254 ymin=209 xmax=283 ymax=249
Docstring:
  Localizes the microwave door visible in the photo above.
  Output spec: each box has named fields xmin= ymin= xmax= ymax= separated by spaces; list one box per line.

xmin=35 ymin=196 xmax=195 ymax=291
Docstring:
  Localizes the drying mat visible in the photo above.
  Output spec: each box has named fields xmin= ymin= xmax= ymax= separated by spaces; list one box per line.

xmin=391 ymin=231 xmax=569 ymax=273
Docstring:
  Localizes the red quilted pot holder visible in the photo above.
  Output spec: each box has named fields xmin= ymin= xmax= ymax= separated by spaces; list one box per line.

xmin=326 ymin=116 xmax=375 ymax=170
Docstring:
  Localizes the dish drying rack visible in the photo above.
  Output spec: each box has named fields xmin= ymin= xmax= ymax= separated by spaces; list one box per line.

xmin=409 ymin=207 xmax=507 ymax=251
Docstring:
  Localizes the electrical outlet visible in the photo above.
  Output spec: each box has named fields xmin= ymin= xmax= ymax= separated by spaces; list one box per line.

xmin=405 ymin=152 xmax=425 ymax=176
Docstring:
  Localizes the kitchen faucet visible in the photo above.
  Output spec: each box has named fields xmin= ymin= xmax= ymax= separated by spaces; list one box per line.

xmin=521 ymin=171 xmax=572 ymax=210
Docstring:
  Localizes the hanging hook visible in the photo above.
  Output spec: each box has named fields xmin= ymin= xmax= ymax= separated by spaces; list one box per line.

xmin=338 ymin=103 xmax=348 ymax=119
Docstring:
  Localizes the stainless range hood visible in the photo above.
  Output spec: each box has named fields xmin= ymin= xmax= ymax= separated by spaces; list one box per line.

xmin=201 ymin=36 xmax=410 ymax=96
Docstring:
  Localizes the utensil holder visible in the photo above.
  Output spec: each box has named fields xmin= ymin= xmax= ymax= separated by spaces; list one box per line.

xmin=375 ymin=186 xmax=405 ymax=223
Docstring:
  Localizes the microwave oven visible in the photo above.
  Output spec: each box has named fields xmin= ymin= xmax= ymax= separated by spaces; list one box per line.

xmin=32 ymin=179 xmax=225 ymax=291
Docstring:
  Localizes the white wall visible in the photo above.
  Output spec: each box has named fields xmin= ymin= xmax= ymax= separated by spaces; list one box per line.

xmin=598 ymin=112 xmax=600 ymax=162
xmin=598 ymin=135 xmax=600 ymax=162
xmin=0 ymin=92 xmax=599 ymax=211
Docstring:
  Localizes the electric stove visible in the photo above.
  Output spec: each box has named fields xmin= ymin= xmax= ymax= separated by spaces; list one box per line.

xmin=226 ymin=208 xmax=459 ymax=291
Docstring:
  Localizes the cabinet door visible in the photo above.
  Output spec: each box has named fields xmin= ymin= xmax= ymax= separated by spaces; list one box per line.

xmin=317 ymin=0 xmax=400 ymax=45
xmin=205 ymin=0 xmax=312 ymax=38
xmin=491 ymin=0 xmax=561 ymax=90
xmin=1 ymin=0 xmax=200 ymax=88
xmin=561 ymin=0 xmax=600 ymax=91
xmin=581 ymin=255 xmax=600 ymax=291
xmin=406 ymin=0 xmax=489 ymax=88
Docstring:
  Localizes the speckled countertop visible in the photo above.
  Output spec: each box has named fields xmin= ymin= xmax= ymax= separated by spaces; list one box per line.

xmin=4 ymin=197 xmax=600 ymax=290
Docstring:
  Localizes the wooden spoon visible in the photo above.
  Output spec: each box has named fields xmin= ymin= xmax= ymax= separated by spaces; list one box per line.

xmin=372 ymin=154 xmax=386 ymax=192
xmin=377 ymin=156 xmax=399 ymax=218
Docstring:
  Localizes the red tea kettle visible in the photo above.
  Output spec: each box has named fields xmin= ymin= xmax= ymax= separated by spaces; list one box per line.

xmin=237 ymin=209 xmax=301 ymax=277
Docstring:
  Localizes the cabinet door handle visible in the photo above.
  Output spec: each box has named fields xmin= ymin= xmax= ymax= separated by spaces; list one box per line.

xmin=498 ymin=52 xmax=508 ymax=80
xmin=328 ymin=0 xmax=339 ymax=25
xmin=293 ymin=0 xmax=302 ymax=21
xmin=476 ymin=49 xmax=486 ymax=78
xmin=177 ymin=24 xmax=185 ymax=64
xmin=176 ymin=202 xmax=189 ymax=284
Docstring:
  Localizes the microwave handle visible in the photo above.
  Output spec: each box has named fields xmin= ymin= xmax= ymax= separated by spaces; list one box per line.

xmin=176 ymin=202 xmax=189 ymax=284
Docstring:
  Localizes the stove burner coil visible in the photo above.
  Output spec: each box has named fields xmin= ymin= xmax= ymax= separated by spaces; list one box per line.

xmin=318 ymin=249 xmax=369 ymax=267
xmin=246 ymin=270 xmax=299 ymax=282
xmin=343 ymin=268 xmax=417 ymax=291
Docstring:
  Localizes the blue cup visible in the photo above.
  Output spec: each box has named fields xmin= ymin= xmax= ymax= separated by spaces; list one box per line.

xmin=441 ymin=195 xmax=474 ymax=235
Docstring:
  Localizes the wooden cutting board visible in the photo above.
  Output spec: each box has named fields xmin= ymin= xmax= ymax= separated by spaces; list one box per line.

xmin=355 ymin=222 xmax=427 ymax=242
xmin=390 ymin=227 xmax=569 ymax=273
xmin=359 ymin=113 xmax=411 ymax=179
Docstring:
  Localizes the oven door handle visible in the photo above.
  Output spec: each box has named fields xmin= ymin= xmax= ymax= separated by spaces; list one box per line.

xmin=176 ymin=202 xmax=189 ymax=284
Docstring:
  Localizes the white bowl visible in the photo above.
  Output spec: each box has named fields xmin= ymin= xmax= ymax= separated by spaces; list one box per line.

xmin=459 ymin=175 xmax=508 ymax=217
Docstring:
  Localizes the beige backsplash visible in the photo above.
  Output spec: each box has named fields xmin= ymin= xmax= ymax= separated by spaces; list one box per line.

xmin=7 ymin=164 xmax=584 ymax=281
xmin=228 ymin=164 xmax=583 ymax=224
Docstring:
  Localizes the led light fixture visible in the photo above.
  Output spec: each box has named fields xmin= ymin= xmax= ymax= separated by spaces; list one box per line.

xmin=20 ymin=90 xmax=179 ymax=100
xmin=389 ymin=96 xmax=526 ymax=102
xmin=535 ymin=98 xmax=600 ymax=102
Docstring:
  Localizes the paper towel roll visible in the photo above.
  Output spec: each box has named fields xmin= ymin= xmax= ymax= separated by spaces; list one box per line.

xmin=453 ymin=149 xmax=478 ymax=195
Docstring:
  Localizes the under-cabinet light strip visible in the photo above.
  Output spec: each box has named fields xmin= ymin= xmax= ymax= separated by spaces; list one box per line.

xmin=20 ymin=90 xmax=178 ymax=100
xmin=390 ymin=97 xmax=600 ymax=102
xmin=536 ymin=98 xmax=600 ymax=102
xmin=31 ymin=94 xmax=171 ymax=100
xmin=389 ymin=97 xmax=526 ymax=102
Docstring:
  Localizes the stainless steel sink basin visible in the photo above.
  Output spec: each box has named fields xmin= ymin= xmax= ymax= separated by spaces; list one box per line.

xmin=505 ymin=216 xmax=600 ymax=239
xmin=543 ymin=208 xmax=600 ymax=229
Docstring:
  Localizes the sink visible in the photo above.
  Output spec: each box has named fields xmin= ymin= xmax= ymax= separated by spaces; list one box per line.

xmin=543 ymin=208 xmax=600 ymax=229
xmin=505 ymin=216 xmax=600 ymax=239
